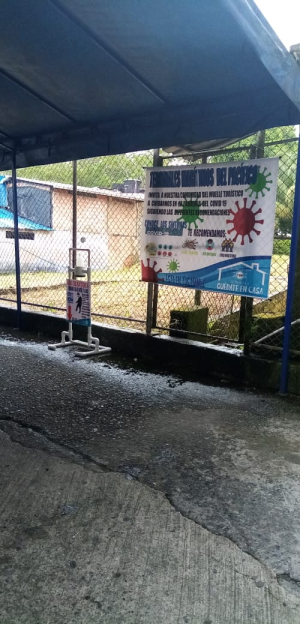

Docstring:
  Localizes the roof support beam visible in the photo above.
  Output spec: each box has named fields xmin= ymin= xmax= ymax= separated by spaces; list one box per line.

xmin=49 ymin=0 xmax=167 ymax=106
xmin=0 ymin=67 xmax=78 ymax=124
xmin=0 ymin=141 xmax=13 ymax=152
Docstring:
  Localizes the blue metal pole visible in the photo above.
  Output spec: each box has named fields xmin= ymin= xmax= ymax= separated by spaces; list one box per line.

xmin=280 ymin=136 xmax=300 ymax=394
xmin=12 ymin=151 xmax=22 ymax=329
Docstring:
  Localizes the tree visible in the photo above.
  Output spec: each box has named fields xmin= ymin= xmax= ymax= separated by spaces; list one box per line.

xmin=263 ymin=127 xmax=297 ymax=236
xmin=17 ymin=152 xmax=153 ymax=189
xmin=16 ymin=126 xmax=298 ymax=235
xmin=208 ymin=126 xmax=298 ymax=236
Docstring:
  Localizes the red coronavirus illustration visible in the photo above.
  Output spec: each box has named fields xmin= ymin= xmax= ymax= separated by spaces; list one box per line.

xmin=226 ymin=198 xmax=264 ymax=245
xmin=141 ymin=258 xmax=163 ymax=282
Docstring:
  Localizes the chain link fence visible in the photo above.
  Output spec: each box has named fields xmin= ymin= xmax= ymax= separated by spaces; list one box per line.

xmin=249 ymin=138 xmax=298 ymax=359
xmin=0 ymin=170 xmax=16 ymax=307
xmin=2 ymin=154 xmax=153 ymax=329
xmin=0 ymin=128 xmax=299 ymax=360
xmin=155 ymin=132 xmax=299 ymax=358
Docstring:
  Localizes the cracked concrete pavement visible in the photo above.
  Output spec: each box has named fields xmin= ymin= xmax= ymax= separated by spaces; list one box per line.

xmin=1 ymin=330 xmax=300 ymax=621
xmin=1 ymin=429 xmax=299 ymax=624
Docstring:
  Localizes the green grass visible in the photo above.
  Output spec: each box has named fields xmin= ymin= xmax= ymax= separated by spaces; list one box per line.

xmin=273 ymin=239 xmax=291 ymax=256
xmin=0 ymin=255 xmax=290 ymax=334
xmin=0 ymin=264 xmax=141 ymax=291
xmin=0 ymin=255 xmax=289 ymax=299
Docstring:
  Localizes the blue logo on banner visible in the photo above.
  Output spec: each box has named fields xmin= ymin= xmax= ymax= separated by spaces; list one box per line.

xmin=157 ymin=256 xmax=271 ymax=299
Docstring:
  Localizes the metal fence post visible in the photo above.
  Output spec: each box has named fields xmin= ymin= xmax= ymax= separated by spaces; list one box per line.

xmin=239 ymin=144 xmax=255 ymax=346
xmin=12 ymin=151 xmax=22 ymax=329
xmin=152 ymin=148 xmax=163 ymax=329
xmin=242 ymin=132 xmax=265 ymax=355
xmin=280 ymin=135 xmax=300 ymax=394
xmin=194 ymin=155 xmax=207 ymax=307
xmin=146 ymin=283 xmax=154 ymax=335
xmin=146 ymin=148 xmax=163 ymax=334
xmin=72 ymin=160 xmax=77 ymax=268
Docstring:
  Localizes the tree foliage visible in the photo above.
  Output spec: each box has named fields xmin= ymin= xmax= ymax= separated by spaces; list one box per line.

xmin=18 ymin=152 xmax=153 ymax=189
xmin=17 ymin=126 xmax=298 ymax=235
xmin=208 ymin=126 xmax=298 ymax=236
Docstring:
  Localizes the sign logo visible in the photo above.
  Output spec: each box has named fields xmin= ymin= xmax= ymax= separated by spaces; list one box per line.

xmin=145 ymin=242 xmax=157 ymax=256
xmin=206 ymin=238 xmax=214 ymax=250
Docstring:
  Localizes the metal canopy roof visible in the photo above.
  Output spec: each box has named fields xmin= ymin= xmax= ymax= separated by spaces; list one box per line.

xmin=163 ymin=137 xmax=250 ymax=158
xmin=0 ymin=0 xmax=300 ymax=170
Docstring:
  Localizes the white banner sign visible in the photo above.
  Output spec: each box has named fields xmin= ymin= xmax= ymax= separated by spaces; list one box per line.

xmin=141 ymin=158 xmax=279 ymax=299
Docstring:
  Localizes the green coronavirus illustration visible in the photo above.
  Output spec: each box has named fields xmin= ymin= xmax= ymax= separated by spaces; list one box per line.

xmin=246 ymin=166 xmax=273 ymax=198
xmin=168 ymin=259 xmax=180 ymax=272
xmin=177 ymin=198 xmax=204 ymax=228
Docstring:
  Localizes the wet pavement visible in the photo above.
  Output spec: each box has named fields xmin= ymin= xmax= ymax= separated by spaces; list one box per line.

xmin=0 ymin=328 xmax=300 ymax=599
xmin=2 ymin=428 xmax=298 ymax=624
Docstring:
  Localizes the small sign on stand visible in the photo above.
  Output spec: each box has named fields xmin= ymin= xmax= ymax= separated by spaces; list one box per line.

xmin=48 ymin=248 xmax=111 ymax=358
xmin=67 ymin=278 xmax=91 ymax=327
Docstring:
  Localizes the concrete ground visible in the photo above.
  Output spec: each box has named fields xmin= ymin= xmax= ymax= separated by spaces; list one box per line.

xmin=1 ymin=329 xmax=300 ymax=622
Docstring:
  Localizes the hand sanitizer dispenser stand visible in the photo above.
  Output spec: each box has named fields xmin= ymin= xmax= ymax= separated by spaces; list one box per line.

xmin=48 ymin=248 xmax=111 ymax=358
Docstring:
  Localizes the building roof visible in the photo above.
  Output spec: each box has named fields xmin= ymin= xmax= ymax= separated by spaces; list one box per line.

xmin=6 ymin=177 xmax=144 ymax=202
xmin=0 ymin=0 xmax=299 ymax=170
xmin=0 ymin=207 xmax=52 ymax=231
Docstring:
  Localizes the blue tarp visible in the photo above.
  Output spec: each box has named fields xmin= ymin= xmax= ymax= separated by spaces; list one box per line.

xmin=0 ymin=208 xmax=51 ymax=231
xmin=0 ymin=0 xmax=300 ymax=169
xmin=0 ymin=177 xmax=7 ymax=207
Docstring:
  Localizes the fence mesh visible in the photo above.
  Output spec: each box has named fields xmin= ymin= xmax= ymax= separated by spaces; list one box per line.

xmin=0 ymin=169 xmax=17 ymax=308
xmin=0 ymin=127 xmax=298 ymax=359
xmin=249 ymin=137 xmax=299 ymax=359
xmin=9 ymin=153 xmax=153 ymax=330
xmin=159 ymin=146 xmax=253 ymax=343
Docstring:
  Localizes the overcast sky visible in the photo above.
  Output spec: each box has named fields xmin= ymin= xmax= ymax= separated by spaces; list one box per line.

xmin=255 ymin=0 xmax=300 ymax=49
